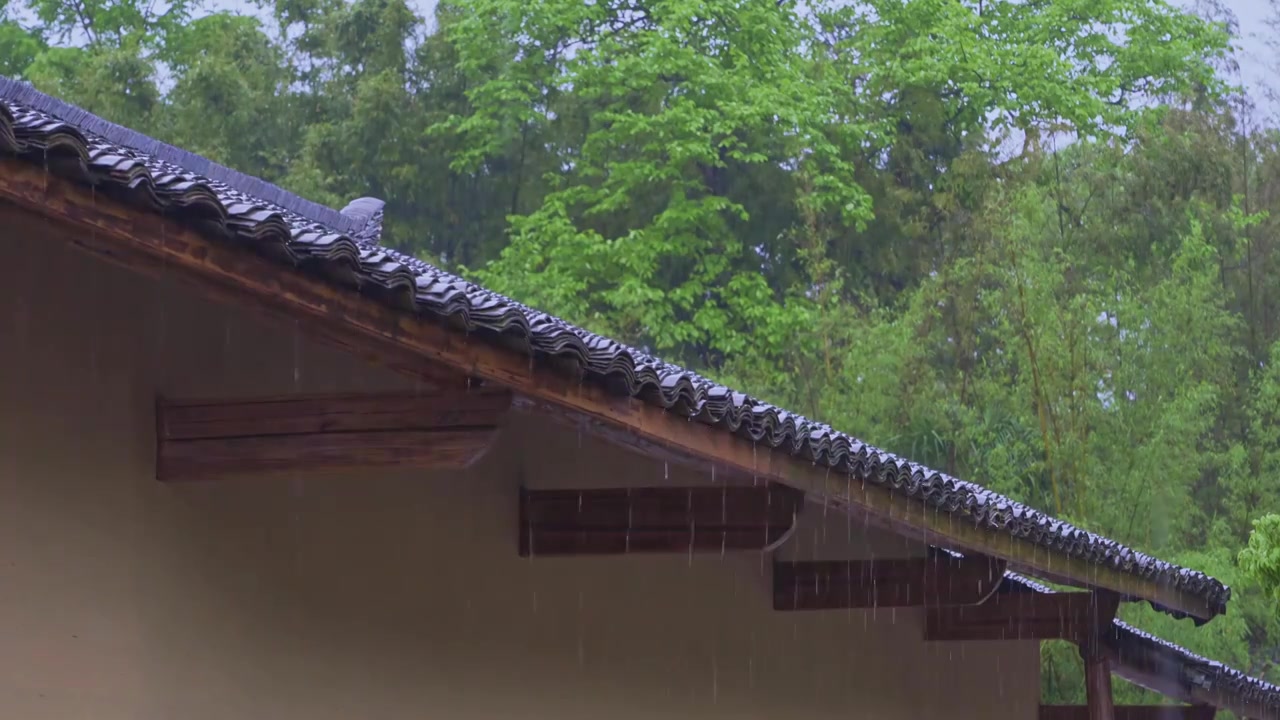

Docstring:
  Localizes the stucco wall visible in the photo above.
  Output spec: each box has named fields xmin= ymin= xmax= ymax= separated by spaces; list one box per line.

xmin=0 ymin=224 xmax=1039 ymax=719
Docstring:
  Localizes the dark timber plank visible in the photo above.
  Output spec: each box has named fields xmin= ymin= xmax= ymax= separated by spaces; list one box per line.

xmin=156 ymin=392 xmax=509 ymax=480
xmin=925 ymin=590 xmax=1119 ymax=643
xmin=773 ymin=554 xmax=1006 ymax=610
xmin=519 ymin=486 xmax=801 ymax=556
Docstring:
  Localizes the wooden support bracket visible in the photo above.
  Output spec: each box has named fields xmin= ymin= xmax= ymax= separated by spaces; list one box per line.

xmin=925 ymin=590 xmax=1120 ymax=643
xmin=519 ymin=485 xmax=801 ymax=556
xmin=156 ymin=390 xmax=510 ymax=480
xmin=773 ymin=553 xmax=1007 ymax=611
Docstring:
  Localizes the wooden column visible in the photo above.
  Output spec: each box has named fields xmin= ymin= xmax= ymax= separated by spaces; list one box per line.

xmin=1081 ymin=590 xmax=1122 ymax=720
xmin=1083 ymin=647 xmax=1117 ymax=720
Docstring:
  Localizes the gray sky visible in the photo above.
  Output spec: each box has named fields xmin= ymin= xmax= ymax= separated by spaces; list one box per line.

xmin=1223 ymin=0 xmax=1277 ymax=119
xmin=220 ymin=0 xmax=1277 ymax=121
xmin=419 ymin=0 xmax=1280 ymax=121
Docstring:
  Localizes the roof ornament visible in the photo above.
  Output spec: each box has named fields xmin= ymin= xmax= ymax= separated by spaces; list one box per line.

xmin=340 ymin=197 xmax=386 ymax=244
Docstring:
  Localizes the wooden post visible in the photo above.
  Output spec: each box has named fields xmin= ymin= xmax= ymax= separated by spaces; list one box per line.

xmin=1083 ymin=647 xmax=1117 ymax=720
xmin=1082 ymin=590 xmax=1121 ymax=720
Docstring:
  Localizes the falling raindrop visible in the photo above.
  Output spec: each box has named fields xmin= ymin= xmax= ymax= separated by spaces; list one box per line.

xmin=760 ymin=490 xmax=773 ymax=575
xmin=711 ymin=655 xmax=718 ymax=703
xmin=664 ymin=461 xmax=669 ymax=480
xmin=823 ymin=469 xmax=831 ymax=521
xmin=625 ymin=487 xmax=633 ymax=554
xmin=720 ymin=486 xmax=727 ymax=558
xmin=155 ymin=281 xmax=167 ymax=360
xmin=292 ymin=321 xmax=301 ymax=387
xmin=577 ymin=589 xmax=585 ymax=667
xmin=527 ymin=518 xmax=536 ymax=564
xmin=688 ymin=518 xmax=695 ymax=567
xmin=995 ymin=654 xmax=1004 ymax=699
xmin=846 ymin=475 xmax=854 ymax=544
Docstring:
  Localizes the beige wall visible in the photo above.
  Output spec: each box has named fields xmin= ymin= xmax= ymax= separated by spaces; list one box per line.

xmin=0 ymin=225 xmax=1039 ymax=719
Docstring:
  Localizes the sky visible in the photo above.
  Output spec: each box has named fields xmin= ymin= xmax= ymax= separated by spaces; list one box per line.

xmin=416 ymin=0 xmax=1280 ymax=121
xmin=223 ymin=0 xmax=1277 ymax=120
xmin=1223 ymin=0 xmax=1277 ymax=119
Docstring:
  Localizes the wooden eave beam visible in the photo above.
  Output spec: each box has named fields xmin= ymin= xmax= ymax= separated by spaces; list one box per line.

xmin=1107 ymin=642 xmax=1276 ymax=720
xmin=519 ymin=485 xmax=800 ymax=556
xmin=156 ymin=391 xmax=510 ymax=480
xmin=1039 ymin=706 xmax=1216 ymax=720
xmin=925 ymin=590 xmax=1119 ymax=643
xmin=0 ymin=157 xmax=1221 ymax=620
xmin=773 ymin=554 xmax=1007 ymax=611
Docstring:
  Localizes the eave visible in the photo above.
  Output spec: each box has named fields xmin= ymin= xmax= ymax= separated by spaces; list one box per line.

xmin=0 ymin=152 xmax=1225 ymax=622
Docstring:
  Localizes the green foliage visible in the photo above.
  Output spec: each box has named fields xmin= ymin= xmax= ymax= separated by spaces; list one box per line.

xmin=1241 ymin=515 xmax=1280 ymax=604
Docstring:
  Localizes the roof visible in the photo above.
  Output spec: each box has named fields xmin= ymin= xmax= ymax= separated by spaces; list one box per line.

xmin=0 ymin=77 xmax=1232 ymax=619
xmin=1002 ymin=572 xmax=1280 ymax=718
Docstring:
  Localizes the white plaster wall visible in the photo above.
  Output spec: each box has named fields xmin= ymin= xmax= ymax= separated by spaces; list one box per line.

xmin=0 ymin=222 xmax=1039 ymax=719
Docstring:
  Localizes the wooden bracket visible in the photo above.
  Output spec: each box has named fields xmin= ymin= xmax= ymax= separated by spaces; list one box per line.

xmin=773 ymin=554 xmax=1007 ymax=611
xmin=156 ymin=390 xmax=510 ymax=480
xmin=926 ymin=590 xmax=1120 ymax=643
xmin=518 ymin=485 xmax=801 ymax=556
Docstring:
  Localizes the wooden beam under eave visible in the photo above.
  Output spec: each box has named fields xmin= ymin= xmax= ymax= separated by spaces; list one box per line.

xmin=1039 ymin=706 xmax=1216 ymax=720
xmin=519 ymin=485 xmax=801 ymax=556
xmin=156 ymin=391 xmax=510 ymax=480
xmin=1107 ymin=637 xmax=1274 ymax=720
xmin=925 ymin=590 xmax=1119 ymax=643
xmin=0 ymin=157 xmax=1222 ymax=620
xmin=773 ymin=554 xmax=1007 ymax=611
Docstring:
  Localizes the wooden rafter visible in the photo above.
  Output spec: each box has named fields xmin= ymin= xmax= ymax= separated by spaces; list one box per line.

xmin=1039 ymin=706 xmax=1216 ymax=720
xmin=773 ymin=554 xmax=1007 ymax=611
xmin=1107 ymin=638 xmax=1268 ymax=719
xmin=518 ymin=486 xmax=801 ymax=556
xmin=0 ymin=157 xmax=1222 ymax=620
xmin=925 ymin=590 xmax=1119 ymax=643
xmin=156 ymin=391 xmax=510 ymax=480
